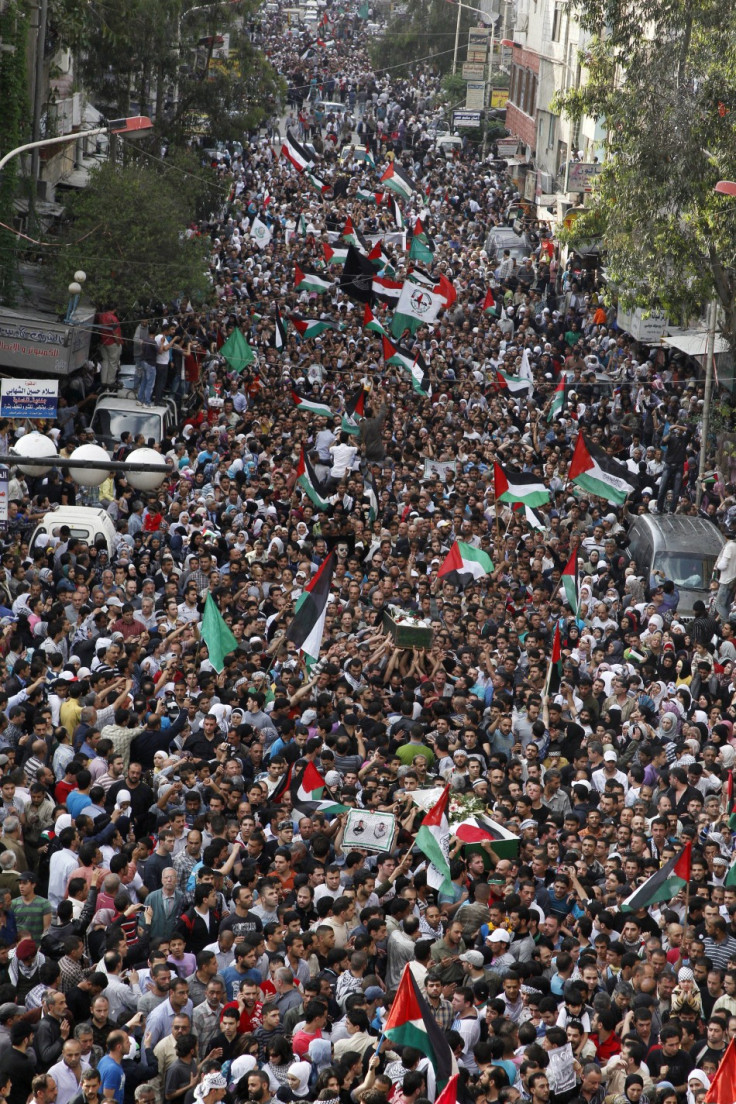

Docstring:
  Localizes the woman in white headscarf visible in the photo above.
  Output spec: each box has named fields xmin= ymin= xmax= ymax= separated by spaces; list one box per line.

xmin=686 ymin=1070 xmax=710 ymax=1104
xmin=286 ymin=1062 xmax=312 ymax=1100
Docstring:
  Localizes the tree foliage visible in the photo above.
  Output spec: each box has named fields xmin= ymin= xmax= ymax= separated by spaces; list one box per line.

xmin=369 ymin=0 xmax=480 ymax=77
xmin=48 ymin=159 xmax=212 ymax=317
xmin=556 ymin=0 xmax=736 ymax=343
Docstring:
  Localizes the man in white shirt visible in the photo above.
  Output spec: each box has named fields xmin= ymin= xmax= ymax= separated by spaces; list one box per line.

xmin=329 ymin=435 xmax=358 ymax=482
xmin=48 ymin=1039 xmax=89 ymax=1104
xmin=48 ymin=827 xmax=80 ymax=910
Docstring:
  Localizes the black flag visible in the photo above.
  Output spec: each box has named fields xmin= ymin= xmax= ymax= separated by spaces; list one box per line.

xmin=339 ymin=245 xmax=374 ymax=304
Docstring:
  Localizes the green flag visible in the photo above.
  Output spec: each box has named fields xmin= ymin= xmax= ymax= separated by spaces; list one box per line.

xmin=220 ymin=328 xmax=255 ymax=373
xmin=200 ymin=593 xmax=238 ymax=673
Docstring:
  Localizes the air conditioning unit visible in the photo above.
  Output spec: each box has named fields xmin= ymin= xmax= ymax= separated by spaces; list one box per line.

xmin=539 ymin=171 xmax=555 ymax=192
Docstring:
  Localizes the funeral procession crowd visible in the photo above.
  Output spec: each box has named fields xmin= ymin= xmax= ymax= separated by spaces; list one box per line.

xmin=1 ymin=6 xmax=736 ymax=1104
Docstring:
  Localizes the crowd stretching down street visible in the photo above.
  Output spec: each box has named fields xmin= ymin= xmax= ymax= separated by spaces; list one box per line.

xmin=1 ymin=7 xmax=736 ymax=1104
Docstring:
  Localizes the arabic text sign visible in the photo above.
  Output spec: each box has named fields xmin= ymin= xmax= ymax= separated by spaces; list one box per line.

xmin=0 ymin=378 xmax=59 ymax=419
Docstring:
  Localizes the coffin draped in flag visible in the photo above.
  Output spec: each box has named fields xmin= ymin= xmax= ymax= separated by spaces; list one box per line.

xmin=453 ymin=813 xmax=519 ymax=858
xmin=291 ymin=761 xmax=348 ymax=816
xmin=281 ymin=130 xmax=312 ymax=172
xmin=415 ymin=783 xmax=452 ymax=894
xmin=569 ymin=434 xmax=636 ymax=504
xmin=621 ymin=840 xmax=692 ymax=912
xmin=295 ymin=445 xmax=331 ymax=510
xmin=292 ymin=391 xmax=334 ymax=419
xmin=383 ymin=964 xmax=458 ymax=1089
xmin=561 ymin=546 xmax=579 ymax=616
xmin=341 ymin=386 xmax=366 ymax=436
xmin=339 ymin=245 xmax=375 ymax=304
xmin=294 ymin=264 xmax=332 ymax=294
xmin=285 ymin=551 xmax=335 ymax=664
xmin=494 ymin=462 xmax=550 ymax=508
xmin=438 ymin=541 xmax=493 ymax=589
xmin=391 ymin=282 xmax=445 ymax=338
xmin=380 ymin=161 xmax=417 ymax=200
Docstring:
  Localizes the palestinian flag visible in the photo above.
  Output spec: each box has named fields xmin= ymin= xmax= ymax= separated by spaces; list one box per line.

xmin=293 ymin=761 xmax=333 ymax=803
xmin=494 ymin=462 xmax=550 ymax=508
xmin=323 ymin=243 xmax=348 ymax=266
xmin=292 ymin=391 xmax=333 ymax=419
xmin=380 ymin=162 xmax=416 ymax=200
xmin=367 ymin=241 xmax=389 ymax=269
xmin=453 ymin=814 xmax=520 ymax=859
xmin=272 ymin=308 xmax=287 ymax=350
xmin=562 ymin=546 xmax=579 ymax=616
xmin=281 ymin=130 xmax=312 ymax=172
xmin=270 ymin=761 xmax=293 ymax=804
xmin=292 ymin=317 xmax=337 ymax=340
xmin=434 ymin=273 xmax=457 ymax=309
xmin=438 ymin=540 xmax=494 ymax=589
xmin=482 ymin=288 xmax=497 ymax=314
xmin=294 ymin=264 xmax=332 ymax=294
xmin=435 ymin=1076 xmax=459 ymax=1104
xmin=285 ymin=551 xmax=335 ymax=664
xmin=364 ymin=469 xmax=379 ymax=521
xmin=384 ymin=965 xmax=458 ymax=1089
xmin=363 ymin=303 xmax=387 ymax=336
xmin=409 ymin=218 xmax=434 ymax=263
xmin=389 ymin=195 xmax=404 ymax=230
xmin=293 ymin=798 xmax=349 ymax=818
xmin=383 ymin=337 xmax=431 ymax=397
xmin=545 ymin=622 xmax=562 ymax=696
xmin=621 ymin=841 xmax=692 ymax=912
xmin=295 ymin=445 xmax=331 ymax=510
xmin=513 ymin=502 xmax=546 ymax=531
xmin=547 ymin=378 xmax=566 ymax=421
xmin=407 ymin=264 xmax=435 ymax=289
xmin=356 ymin=187 xmax=379 ymax=203
xmin=341 ymin=386 xmax=365 ymax=436
xmin=307 ymin=170 xmax=331 ymax=196
xmin=497 ymin=369 xmax=531 ymax=397
xmin=372 ymin=274 xmax=403 ymax=304
xmin=415 ymin=783 xmax=452 ymax=895
xmin=569 ymin=434 xmax=636 ymax=505
xmin=341 ymin=216 xmax=365 ymax=248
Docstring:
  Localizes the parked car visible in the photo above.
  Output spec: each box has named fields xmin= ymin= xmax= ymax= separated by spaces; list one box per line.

xmin=484 ymin=224 xmax=532 ymax=263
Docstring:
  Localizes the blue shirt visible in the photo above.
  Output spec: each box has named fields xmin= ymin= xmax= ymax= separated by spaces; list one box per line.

xmin=98 ymin=1056 xmax=125 ymax=1104
xmin=65 ymin=789 xmax=91 ymax=821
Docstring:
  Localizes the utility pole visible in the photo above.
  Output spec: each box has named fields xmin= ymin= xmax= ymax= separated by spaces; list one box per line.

xmin=696 ymin=297 xmax=717 ymax=508
xmin=30 ymin=0 xmax=49 ymax=188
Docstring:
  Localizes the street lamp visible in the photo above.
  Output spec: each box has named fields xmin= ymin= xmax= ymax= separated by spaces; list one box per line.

xmin=0 ymin=117 xmax=153 ymax=175
xmin=715 ymin=180 xmax=736 ymax=196
xmin=65 ymin=269 xmax=86 ymax=325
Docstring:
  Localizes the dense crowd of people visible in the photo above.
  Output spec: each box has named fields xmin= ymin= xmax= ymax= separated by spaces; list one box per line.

xmin=1 ymin=6 xmax=736 ymax=1104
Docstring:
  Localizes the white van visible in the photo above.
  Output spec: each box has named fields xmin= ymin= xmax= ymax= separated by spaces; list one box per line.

xmin=30 ymin=507 xmax=117 ymax=557
xmin=90 ymin=394 xmax=175 ymax=453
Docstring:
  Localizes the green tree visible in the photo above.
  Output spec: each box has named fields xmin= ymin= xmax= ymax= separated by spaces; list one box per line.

xmin=555 ymin=0 xmax=736 ymax=345
xmin=48 ymin=159 xmax=211 ymax=316
xmin=370 ymin=0 xmax=479 ymax=77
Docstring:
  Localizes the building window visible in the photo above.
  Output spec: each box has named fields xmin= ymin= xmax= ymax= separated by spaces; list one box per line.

xmin=551 ymin=2 xmax=563 ymax=41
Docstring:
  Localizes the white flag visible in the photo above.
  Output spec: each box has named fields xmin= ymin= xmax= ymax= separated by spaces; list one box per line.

xmin=392 ymin=281 xmax=445 ymax=334
xmin=250 ymin=216 xmax=272 ymax=250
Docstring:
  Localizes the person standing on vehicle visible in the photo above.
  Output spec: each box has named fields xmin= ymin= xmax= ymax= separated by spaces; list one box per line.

xmin=153 ymin=322 xmax=175 ymax=405
xmin=137 ymin=329 xmax=159 ymax=409
xmin=656 ymin=423 xmax=692 ymax=514
xmin=96 ymin=308 xmax=123 ymax=390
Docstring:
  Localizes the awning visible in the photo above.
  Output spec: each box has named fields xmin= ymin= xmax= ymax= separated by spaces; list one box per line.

xmin=662 ymin=331 xmax=730 ymax=357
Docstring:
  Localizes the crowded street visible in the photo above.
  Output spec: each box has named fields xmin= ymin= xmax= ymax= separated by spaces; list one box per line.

xmin=0 ymin=5 xmax=734 ymax=1104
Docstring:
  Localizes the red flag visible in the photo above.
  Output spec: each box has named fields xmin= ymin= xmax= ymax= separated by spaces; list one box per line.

xmin=672 ymin=838 xmax=692 ymax=882
xmin=482 ymin=288 xmax=496 ymax=313
xmin=435 ymin=1076 xmax=459 ymax=1104
xmin=435 ymin=273 xmax=457 ymax=309
xmin=550 ymin=622 xmax=561 ymax=666
xmin=341 ymin=215 xmax=355 ymax=239
xmin=704 ymin=1031 xmax=736 ymax=1103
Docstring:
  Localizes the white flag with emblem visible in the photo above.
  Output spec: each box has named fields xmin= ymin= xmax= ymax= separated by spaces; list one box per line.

xmin=391 ymin=281 xmax=445 ymax=338
xmin=250 ymin=216 xmax=272 ymax=249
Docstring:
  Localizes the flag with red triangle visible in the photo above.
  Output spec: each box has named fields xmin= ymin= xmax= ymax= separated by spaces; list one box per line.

xmin=384 ymin=965 xmax=458 ymax=1088
xmin=363 ymin=303 xmax=387 ymax=336
xmin=621 ymin=840 xmax=692 ymax=911
xmin=561 ymin=546 xmax=579 ymax=616
xmin=704 ymin=1037 xmax=736 ymax=1104
xmin=482 ymin=288 xmax=497 ymax=314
